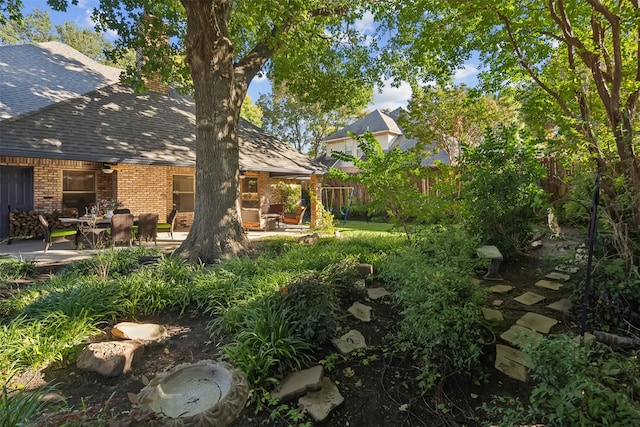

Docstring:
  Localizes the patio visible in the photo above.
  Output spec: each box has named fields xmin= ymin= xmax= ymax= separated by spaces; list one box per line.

xmin=0 ymin=226 xmax=310 ymax=267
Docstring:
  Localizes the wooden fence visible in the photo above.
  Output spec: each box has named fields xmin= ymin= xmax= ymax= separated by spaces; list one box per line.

xmin=322 ymin=157 xmax=570 ymax=213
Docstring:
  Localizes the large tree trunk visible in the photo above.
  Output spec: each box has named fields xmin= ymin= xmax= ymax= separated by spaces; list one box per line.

xmin=175 ymin=0 xmax=249 ymax=263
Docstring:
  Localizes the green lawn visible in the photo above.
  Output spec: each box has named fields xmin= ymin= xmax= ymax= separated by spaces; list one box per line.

xmin=335 ymin=220 xmax=395 ymax=233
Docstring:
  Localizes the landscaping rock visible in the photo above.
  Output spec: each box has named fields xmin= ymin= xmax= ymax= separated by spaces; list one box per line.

xmin=500 ymin=325 xmax=543 ymax=348
xmin=514 ymin=291 xmax=545 ymax=306
xmin=367 ymin=287 xmax=390 ymax=300
xmin=347 ymin=301 xmax=372 ymax=322
xmin=77 ymin=341 xmax=144 ymax=377
xmin=332 ymin=329 xmax=367 ymax=354
xmin=516 ymin=312 xmax=558 ymax=334
xmin=545 ymin=271 xmax=571 ymax=282
xmin=111 ymin=322 xmax=166 ymax=341
xmin=271 ymin=366 xmax=324 ymax=403
xmin=495 ymin=344 xmax=530 ymax=382
xmin=534 ymin=279 xmax=562 ymax=291
xmin=547 ymin=298 xmax=573 ymax=313
xmin=481 ymin=307 xmax=504 ymax=321
xmin=298 ymin=377 xmax=344 ymax=422
xmin=489 ymin=284 xmax=514 ymax=294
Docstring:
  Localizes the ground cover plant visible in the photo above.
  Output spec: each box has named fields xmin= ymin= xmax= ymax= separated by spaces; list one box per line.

xmin=1 ymin=227 xmax=639 ymax=426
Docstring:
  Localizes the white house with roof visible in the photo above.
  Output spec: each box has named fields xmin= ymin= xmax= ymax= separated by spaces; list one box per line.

xmin=316 ymin=108 xmax=449 ymax=173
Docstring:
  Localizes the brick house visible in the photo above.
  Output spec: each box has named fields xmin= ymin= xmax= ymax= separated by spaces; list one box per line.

xmin=0 ymin=42 xmax=325 ymax=238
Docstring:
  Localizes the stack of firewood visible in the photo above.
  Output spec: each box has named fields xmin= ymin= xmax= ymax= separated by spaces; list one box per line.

xmin=8 ymin=210 xmax=65 ymax=238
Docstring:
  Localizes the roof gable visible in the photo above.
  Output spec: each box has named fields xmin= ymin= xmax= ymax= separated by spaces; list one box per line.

xmin=324 ymin=109 xmax=402 ymax=141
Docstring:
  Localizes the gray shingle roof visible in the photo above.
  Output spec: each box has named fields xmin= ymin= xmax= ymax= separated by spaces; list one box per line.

xmin=0 ymin=43 xmax=324 ymax=175
xmin=323 ymin=109 xmax=402 ymax=141
xmin=0 ymin=41 xmax=122 ymax=119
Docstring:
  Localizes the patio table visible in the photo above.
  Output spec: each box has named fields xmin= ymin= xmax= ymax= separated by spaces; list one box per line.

xmin=261 ymin=213 xmax=281 ymax=230
xmin=59 ymin=217 xmax=110 ymax=248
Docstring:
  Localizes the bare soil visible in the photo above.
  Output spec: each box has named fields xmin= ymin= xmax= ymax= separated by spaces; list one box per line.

xmin=29 ymin=231 xmax=584 ymax=426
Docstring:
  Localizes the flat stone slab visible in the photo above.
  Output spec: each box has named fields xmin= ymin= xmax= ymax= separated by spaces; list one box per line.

xmin=481 ymin=307 xmax=504 ymax=321
xmin=514 ymin=292 xmax=545 ymax=306
xmin=496 ymin=344 xmax=533 ymax=369
xmin=534 ymin=279 xmax=562 ymax=291
xmin=500 ymin=325 xmax=543 ymax=348
xmin=489 ymin=284 xmax=514 ymax=294
xmin=298 ymin=377 xmax=344 ymax=422
xmin=347 ymin=302 xmax=372 ymax=322
xmin=492 ymin=299 xmax=504 ymax=306
xmin=271 ymin=365 xmax=324 ymax=403
xmin=477 ymin=245 xmax=503 ymax=260
xmin=555 ymin=264 xmax=579 ymax=274
xmin=548 ymin=298 xmax=573 ymax=313
xmin=77 ymin=341 xmax=145 ymax=377
xmin=495 ymin=344 xmax=530 ymax=382
xmin=332 ymin=329 xmax=367 ymax=354
xmin=516 ymin=312 xmax=558 ymax=334
xmin=112 ymin=322 xmax=166 ymax=341
xmin=545 ymin=271 xmax=570 ymax=282
xmin=367 ymin=287 xmax=390 ymax=300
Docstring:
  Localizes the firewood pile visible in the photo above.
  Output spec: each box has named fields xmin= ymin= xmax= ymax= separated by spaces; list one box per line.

xmin=8 ymin=210 xmax=66 ymax=238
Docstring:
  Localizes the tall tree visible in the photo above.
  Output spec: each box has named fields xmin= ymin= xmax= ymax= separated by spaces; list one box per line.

xmin=400 ymin=84 xmax=518 ymax=164
xmin=5 ymin=0 xmax=379 ymax=262
xmin=0 ymin=8 xmax=53 ymax=44
xmin=379 ymin=0 xmax=640 ymax=253
xmin=258 ymin=83 xmax=368 ymax=157
xmin=240 ymin=94 xmax=262 ymax=128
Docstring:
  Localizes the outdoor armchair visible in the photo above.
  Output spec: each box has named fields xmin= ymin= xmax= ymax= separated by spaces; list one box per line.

xmin=282 ymin=206 xmax=306 ymax=225
xmin=37 ymin=214 xmax=77 ymax=253
xmin=157 ymin=209 xmax=177 ymax=239
xmin=136 ymin=213 xmax=158 ymax=245
xmin=109 ymin=213 xmax=134 ymax=246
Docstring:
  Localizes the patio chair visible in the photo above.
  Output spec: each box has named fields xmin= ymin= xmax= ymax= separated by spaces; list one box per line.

xmin=136 ymin=213 xmax=158 ymax=245
xmin=109 ymin=213 xmax=134 ymax=246
xmin=241 ymin=208 xmax=267 ymax=230
xmin=157 ymin=209 xmax=177 ymax=239
xmin=113 ymin=208 xmax=131 ymax=214
xmin=37 ymin=214 xmax=78 ymax=253
xmin=267 ymin=204 xmax=285 ymax=223
xmin=282 ymin=206 xmax=306 ymax=225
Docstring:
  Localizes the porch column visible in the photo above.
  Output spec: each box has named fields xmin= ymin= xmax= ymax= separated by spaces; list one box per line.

xmin=309 ymin=174 xmax=322 ymax=229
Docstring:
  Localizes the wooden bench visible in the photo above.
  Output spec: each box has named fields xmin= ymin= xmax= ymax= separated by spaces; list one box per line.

xmin=477 ymin=245 xmax=504 ymax=281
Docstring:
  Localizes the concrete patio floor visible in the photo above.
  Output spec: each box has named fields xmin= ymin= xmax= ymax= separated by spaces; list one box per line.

xmin=0 ymin=226 xmax=310 ymax=267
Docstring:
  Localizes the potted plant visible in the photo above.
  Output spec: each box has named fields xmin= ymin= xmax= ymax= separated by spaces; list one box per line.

xmin=98 ymin=199 xmax=122 ymax=218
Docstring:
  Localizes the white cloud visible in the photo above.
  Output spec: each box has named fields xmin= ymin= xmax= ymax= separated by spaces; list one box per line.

xmin=354 ymin=11 xmax=375 ymax=34
xmin=369 ymin=79 xmax=412 ymax=112
xmin=453 ymin=64 xmax=479 ymax=81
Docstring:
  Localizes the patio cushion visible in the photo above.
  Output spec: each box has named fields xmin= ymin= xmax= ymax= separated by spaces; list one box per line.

xmin=50 ymin=228 xmax=78 ymax=238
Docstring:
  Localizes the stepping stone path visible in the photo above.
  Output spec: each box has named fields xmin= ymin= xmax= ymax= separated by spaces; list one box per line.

xmin=76 ymin=322 xmax=166 ymax=377
xmin=273 ymin=277 xmax=391 ymax=421
xmin=486 ymin=255 xmax=577 ymax=383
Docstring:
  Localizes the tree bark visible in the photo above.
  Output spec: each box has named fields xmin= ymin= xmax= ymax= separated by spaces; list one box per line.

xmin=175 ymin=0 xmax=249 ymax=263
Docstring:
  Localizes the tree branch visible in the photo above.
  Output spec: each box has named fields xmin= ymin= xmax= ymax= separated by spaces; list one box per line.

xmin=496 ymin=11 xmax=574 ymax=118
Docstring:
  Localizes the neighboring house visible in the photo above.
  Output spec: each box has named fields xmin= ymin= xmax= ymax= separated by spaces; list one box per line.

xmin=0 ymin=42 xmax=325 ymax=238
xmin=316 ymin=108 xmax=449 ymax=173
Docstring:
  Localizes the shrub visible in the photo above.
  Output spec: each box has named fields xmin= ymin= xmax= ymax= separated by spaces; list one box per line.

xmin=459 ymin=125 xmax=547 ymax=257
xmin=378 ymin=226 xmax=488 ymax=390
xmin=0 ymin=257 xmax=36 ymax=281
xmin=484 ymin=335 xmax=640 ymax=426
xmin=223 ymin=298 xmax=312 ymax=386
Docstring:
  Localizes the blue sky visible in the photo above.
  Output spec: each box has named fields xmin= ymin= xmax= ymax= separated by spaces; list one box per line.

xmin=23 ymin=0 xmax=480 ymax=111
